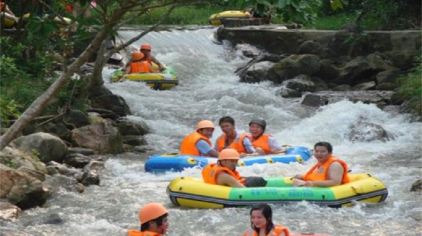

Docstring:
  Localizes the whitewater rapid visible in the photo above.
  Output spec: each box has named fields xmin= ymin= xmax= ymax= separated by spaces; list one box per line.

xmin=2 ymin=27 xmax=421 ymax=236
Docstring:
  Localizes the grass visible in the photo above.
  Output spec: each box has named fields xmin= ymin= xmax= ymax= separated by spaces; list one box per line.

xmin=308 ymin=12 xmax=388 ymax=30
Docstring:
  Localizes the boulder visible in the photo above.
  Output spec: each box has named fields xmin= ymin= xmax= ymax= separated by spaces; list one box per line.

xmin=301 ymin=90 xmax=395 ymax=108
xmin=89 ymin=86 xmax=131 ymax=117
xmin=283 ymin=74 xmax=316 ymax=92
xmin=353 ymin=81 xmax=376 ymax=90
xmin=0 ymin=147 xmax=47 ymax=175
xmin=241 ymin=61 xmax=275 ymax=83
xmin=297 ymin=40 xmax=322 ymax=55
xmin=376 ymin=69 xmax=401 ymax=84
xmin=11 ymin=132 xmax=68 ymax=163
xmin=310 ymin=76 xmax=329 ymax=91
xmin=122 ymin=135 xmax=147 ymax=146
xmin=279 ymin=87 xmax=302 ymax=98
xmin=47 ymin=161 xmax=81 ymax=178
xmin=68 ymin=147 xmax=95 ymax=156
xmin=300 ymin=93 xmax=329 ymax=107
xmin=62 ymin=110 xmax=90 ymax=129
xmin=0 ymin=201 xmax=21 ymax=221
xmin=348 ymin=121 xmax=391 ymax=142
xmin=292 ymin=54 xmax=321 ymax=76
xmin=316 ymin=59 xmax=340 ymax=81
xmin=269 ymin=54 xmax=320 ymax=83
xmin=332 ymin=84 xmax=352 ymax=91
xmin=87 ymin=108 xmax=119 ymax=120
xmin=116 ymin=118 xmax=150 ymax=136
xmin=0 ymin=164 xmax=50 ymax=209
xmin=43 ymin=175 xmax=85 ymax=194
xmin=64 ymin=153 xmax=92 ymax=168
xmin=410 ymin=179 xmax=422 ymax=192
xmin=79 ymin=169 xmax=100 ymax=186
xmin=79 ymin=160 xmax=104 ymax=186
xmin=34 ymin=121 xmax=71 ymax=143
xmin=235 ymin=43 xmax=262 ymax=58
xmin=385 ymin=50 xmax=417 ymax=70
xmin=338 ymin=56 xmax=376 ymax=85
xmin=367 ymin=53 xmax=393 ymax=71
xmin=71 ymin=119 xmax=124 ymax=154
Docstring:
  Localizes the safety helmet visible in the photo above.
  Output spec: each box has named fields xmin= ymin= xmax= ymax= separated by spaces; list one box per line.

xmin=249 ymin=119 xmax=266 ymax=131
xmin=131 ymin=52 xmax=144 ymax=61
xmin=196 ymin=120 xmax=214 ymax=131
xmin=218 ymin=148 xmax=240 ymax=160
xmin=139 ymin=202 xmax=168 ymax=224
xmin=140 ymin=43 xmax=152 ymax=50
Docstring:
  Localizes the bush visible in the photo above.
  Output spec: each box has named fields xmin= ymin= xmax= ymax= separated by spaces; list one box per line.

xmin=396 ymin=58 xmax=422 ymax=117
xmin=0 ymin=97 xmax=21 ymax=127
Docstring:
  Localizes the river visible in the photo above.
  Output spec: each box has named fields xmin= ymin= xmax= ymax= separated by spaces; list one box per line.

xmin=1 ymin=27 xmax=421 ymax=236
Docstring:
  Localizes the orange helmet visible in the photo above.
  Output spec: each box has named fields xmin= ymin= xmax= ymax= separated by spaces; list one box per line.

xmin=218 ymin=148 xmax=240 ymax=160
xmin=139 ymin=202 xmax=168 ymax=224
xmin=140 ymin=43 xmax=152 ymax=50
xmin=131 ymin=52 xmax=144 ymax=61
xmin=196 ymin=120 xmax=214 ymax=131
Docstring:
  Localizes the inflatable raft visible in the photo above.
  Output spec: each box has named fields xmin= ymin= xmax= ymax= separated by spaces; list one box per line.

xmin=112 ymin=67 xmax=178 ymax=90
xmin=209 ymin=10 xmax=251 ymax=26
xmin=167 ymin=173 xmax=388 ymax=208
xmin=145 ymin=146 xmax=312 ymax=173
xmin=1 ymin=12 xmax=17 ymax=28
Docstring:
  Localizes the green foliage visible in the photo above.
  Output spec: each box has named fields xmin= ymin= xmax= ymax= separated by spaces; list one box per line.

xmin=317 ymin=0 xmax=420 ymax=30
xmin=0 ymin=97 xmax=21 ymax=127
xmin=0 ymin=156 xmax=18 ymax=169
xmin=311 ymin=12 xmax=354 ymax=29
xmin=126 ymin=5 xmax=227 ymax=25
xmin=397 ymin=58 xmax=422 ymax=117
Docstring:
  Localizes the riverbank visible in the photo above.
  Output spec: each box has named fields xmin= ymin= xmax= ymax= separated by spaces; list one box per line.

xmin=216 ymin=26 xmax=422 ymax=119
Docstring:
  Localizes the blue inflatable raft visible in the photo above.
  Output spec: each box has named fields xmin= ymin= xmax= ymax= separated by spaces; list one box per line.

xmin=145 ymin=146 xmax=312 ymax=173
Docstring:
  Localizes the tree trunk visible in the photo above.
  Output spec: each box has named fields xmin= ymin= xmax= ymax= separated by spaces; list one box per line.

xmin=89 ymin=40 xmax=108 ymax=93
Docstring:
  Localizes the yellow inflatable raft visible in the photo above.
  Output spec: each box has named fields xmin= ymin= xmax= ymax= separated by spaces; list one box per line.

xmin=1 ymin=12 xmax=17 ymax=28
xmin=112 ymin=67 xmax=178 ymax=90
xmin=209 ymin=10 xmax=251 ymax=26
xmin=167 ymin=173 xmax=388 ymax=209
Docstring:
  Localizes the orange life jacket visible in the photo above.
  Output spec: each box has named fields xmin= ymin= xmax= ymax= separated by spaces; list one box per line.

xmin=250 ymin=134 xmax=271 ymax=154
xmin=303 ymin=155 xmax=350 ymax=184
xmin=130 ymin=60 xmax=152 ymax=73
xmin=127 ymin=229 xmax=161 ymax=236
xmin=243 ymin=225 xmax=290 ymax=236
xmin=216 ymin=133 xmax=249 ymax=153
xmin=179 ymin=132 xmax=212 ymax=156
xmin=202 ymin=163 xmax=245 ymax=185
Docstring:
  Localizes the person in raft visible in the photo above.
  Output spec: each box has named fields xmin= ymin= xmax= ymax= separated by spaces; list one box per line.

xmin=215 ymin=116 xmax=256 ymax=155
xmin=248 ymin=119 xmax=285 ymax=155
xmin=292 ymin=141 xmax=350 ymax=187
xmin=179 ymin=120 xmax=219 ymax=157
xmin=202 ymin=148 xmax=268 ymax=187
xmin=243 ymin=204 xmax=290 ymax=236
xmin=125 ymin=51 xmax=152 ymax=74
xmin=127 ymin=202 xmax=169 ymax=236
xmin=139 ymin=43 xmax=165 ymax=72
xmin=202 ymin=148 xmax=245 ymax=187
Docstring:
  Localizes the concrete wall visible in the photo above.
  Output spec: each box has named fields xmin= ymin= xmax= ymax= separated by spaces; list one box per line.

xmin=216 ymin=26 xmax=421 ymax=57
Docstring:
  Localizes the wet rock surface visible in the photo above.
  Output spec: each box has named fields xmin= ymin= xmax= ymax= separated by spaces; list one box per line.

xmin=301 ymin=90 xmax=395 ymax=108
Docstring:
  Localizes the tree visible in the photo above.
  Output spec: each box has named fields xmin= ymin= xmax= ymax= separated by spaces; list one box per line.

xmin=0 ymin=0 xmax=217 ymax=150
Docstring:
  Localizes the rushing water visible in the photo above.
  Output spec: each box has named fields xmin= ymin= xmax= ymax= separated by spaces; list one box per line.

xmin=2 ymin=27 xmax=421 ymax=236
